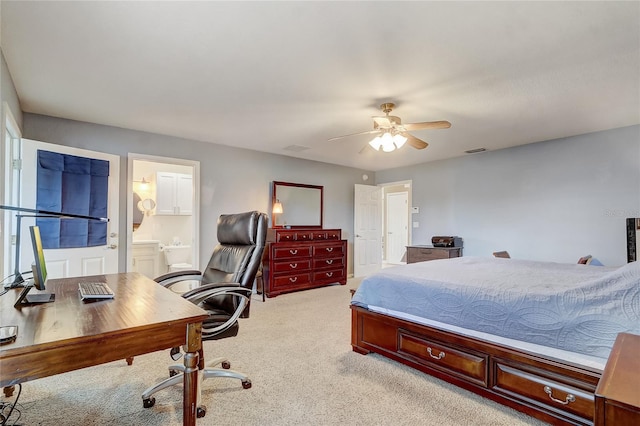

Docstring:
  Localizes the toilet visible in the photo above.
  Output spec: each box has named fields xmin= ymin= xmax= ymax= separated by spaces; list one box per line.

xmin=163 ymin=245 xmax=193 ymax=272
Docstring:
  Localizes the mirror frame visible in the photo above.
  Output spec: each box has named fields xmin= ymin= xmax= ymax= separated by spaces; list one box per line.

xmin=272 ymin=181 xmax=323 ymax=229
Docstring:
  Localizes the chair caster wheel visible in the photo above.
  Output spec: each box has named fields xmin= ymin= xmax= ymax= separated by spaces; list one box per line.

xmin=197 ymin=406 xmax=206 ymax=418
xmin=221 ymin=361 xmax=231 ymax=369
xmin=143 ymin=397 xmax=155 ymax=408
xmin=242 ymin=380 xmax=252 ymax=389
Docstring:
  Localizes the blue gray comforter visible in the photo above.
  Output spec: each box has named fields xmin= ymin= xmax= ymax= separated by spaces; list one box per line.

xmin=351 ymin=257 xmax=640 ymax=359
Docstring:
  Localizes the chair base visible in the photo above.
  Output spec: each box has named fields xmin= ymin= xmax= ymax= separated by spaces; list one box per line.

xmin=141 ymin=357 xmax=251 ymax=417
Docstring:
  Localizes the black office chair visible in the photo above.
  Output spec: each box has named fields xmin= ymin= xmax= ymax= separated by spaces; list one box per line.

xmin=141 ymin=211 xmax=268 ymax=418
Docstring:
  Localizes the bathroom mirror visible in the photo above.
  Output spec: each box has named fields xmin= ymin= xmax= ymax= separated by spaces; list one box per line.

xmin=133 ymin=192 xmax=144 ymax=231
xmin=272 ymin=181 xmax=323 ymax=228
xmin=138 ymin=198 xmax=156 ymax=214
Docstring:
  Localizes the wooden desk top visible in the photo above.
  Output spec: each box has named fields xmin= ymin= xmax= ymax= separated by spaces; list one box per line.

xmin=1 ymin=272 xmax=208 ymax=386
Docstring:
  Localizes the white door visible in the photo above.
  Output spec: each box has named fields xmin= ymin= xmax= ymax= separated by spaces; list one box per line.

xmin=20 ymin=139 xmax=120 ymax=278
xmin=386 ymin=191 xmax=408 ymax=264
xmin=354 ymin=184 xmax=382 ymax=277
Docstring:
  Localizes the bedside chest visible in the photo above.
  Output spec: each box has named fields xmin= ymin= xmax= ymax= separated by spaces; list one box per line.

xmin=595 ymin=333 xmax=640 ymax=425
xmin=406 ymin=245 xmax=462 ymax=264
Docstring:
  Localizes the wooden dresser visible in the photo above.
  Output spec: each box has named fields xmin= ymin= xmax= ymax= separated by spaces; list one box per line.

xmin=262 ymin=228 xmax=347 ymax=298
xmin=595 ymin=333 xmax=640 ymax=425
xmin=406 ymin=245 xmax=462 ymax=264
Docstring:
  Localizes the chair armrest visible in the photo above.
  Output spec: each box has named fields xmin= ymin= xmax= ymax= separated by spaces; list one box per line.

xmin=154 ymin=270 xmax=203 ymax=289
xmin=182 ymin=283 xmax=253 ymax=336
xmin=181 ymin=282 xmax=251 ymax=305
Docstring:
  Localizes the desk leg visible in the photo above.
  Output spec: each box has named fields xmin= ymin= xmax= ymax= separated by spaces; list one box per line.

xmin=183 ymin=322 xmax=202 ymax=426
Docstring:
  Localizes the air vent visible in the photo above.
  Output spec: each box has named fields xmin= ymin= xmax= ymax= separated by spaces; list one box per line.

xmin=464 ymin=148 xmax=487 ymax=154
xmin=283 ymin=145 xmax=310 ymax=152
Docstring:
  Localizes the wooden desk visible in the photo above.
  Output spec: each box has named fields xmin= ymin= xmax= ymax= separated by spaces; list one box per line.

xmin=595 ymin=332 xmax=640 ymax=425
xmin=0 ymin=272 xmax=208 ymax=426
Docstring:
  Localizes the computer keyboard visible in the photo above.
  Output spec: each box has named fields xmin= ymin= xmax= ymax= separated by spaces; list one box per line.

xmin=78 ymin=282 xmax=115 ymax=301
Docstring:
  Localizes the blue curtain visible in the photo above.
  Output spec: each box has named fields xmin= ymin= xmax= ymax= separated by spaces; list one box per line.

xmin=36 ymin=150 xmax=109 ymax=249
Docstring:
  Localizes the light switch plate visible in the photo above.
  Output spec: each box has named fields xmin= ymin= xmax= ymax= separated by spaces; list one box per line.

xmin=411 ymin=206 xmax=419 ymax=214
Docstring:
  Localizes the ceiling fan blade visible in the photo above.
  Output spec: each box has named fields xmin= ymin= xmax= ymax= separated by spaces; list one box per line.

xmin=405 ymin=133 xmax=429 ymax=150
xmin=327 ymin=129 xmax=379 ymax=141
xmin=403 ymin=120 xmax=451 ymax=131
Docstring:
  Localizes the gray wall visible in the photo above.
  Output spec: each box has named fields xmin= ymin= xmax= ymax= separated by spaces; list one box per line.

xmin=376 ymin=125 xmax=640 ymax=266
xmin=23 ymin=113 xmax=373 ymax=273
xmin=1 ymin=50 xmax=23 ymax=129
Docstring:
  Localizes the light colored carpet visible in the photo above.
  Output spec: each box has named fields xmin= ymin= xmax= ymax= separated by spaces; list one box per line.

xmin=3 ymin=281 xmax=548 ymax=425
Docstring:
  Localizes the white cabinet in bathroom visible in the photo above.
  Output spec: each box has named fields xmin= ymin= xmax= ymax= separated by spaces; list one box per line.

xmin=155 ymin=172 xmax=193 ymax=215
xmin=132 ymin=241 xmax=160 ymax=279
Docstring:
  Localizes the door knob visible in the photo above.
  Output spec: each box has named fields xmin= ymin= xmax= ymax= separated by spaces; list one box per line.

xmin=108 ymin=244 xmax=118 ymax=249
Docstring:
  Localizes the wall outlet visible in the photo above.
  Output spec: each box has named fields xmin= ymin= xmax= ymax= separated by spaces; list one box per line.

xmin=413 ymin=221 xmax=419 ymax=228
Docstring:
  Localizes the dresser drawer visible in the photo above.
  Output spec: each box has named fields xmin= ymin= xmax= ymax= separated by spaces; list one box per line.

xmin=295 ymin=231 xmax=313 ymax=241
xmin=313 ymin=243 xmax=345 ymax=257
xmin=275 ymin=231 xmax=297 ymax=242
xmin=273 ymin=231 xmax=313 ymax=242
xmin=313 ymin=256 xmax=344 ymax=270
xmin=313 ymin=268 xmax=344 ymax=283
xmin=272 ymin=259 xmax=312 ymax=273
xmin=272 ymin=246 xmax=312 ymax=259
xmin=493 ymin=362 xmax=594 ymax=422
xmin=326 ymin=230 xmax=341 ymax=240
xmin=272 ymin=272 xmax=312 ymax=289
xmin=398 ymin=330 xmax=488 ymax=386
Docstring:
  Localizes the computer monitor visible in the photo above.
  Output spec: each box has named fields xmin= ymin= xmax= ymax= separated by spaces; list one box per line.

xmin=31 ymin=224 xmax=48 ymax=290
xmin=13 ymin=226 xmax=55 ymax=308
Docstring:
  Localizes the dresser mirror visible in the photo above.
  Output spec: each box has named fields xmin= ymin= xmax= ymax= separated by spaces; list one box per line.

xmin=272 ymin=181 xmax=323 ymax=228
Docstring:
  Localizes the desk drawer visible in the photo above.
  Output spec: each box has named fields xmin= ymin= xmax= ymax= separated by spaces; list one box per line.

xmin=398 ymin=330 xmax=487 ymax=386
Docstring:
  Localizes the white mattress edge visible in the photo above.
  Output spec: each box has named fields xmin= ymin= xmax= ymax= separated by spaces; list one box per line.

xmin=367 ymin=305 xmax=607 ymax=371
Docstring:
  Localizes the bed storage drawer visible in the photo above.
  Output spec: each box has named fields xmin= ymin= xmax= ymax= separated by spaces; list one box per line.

xmin=398 ymin=330 xmax=488 ymax=386
xmin=493 ymin=361 xmax=595 ymax=422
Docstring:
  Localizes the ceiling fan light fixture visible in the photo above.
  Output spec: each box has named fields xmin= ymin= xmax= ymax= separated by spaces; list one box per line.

xmin=393 ymin=134 xmax=407 ymax=149
xmin=381 ymin=132 xmax=395 ymax=152
xmin=369 ymin=135 xmax=383 ymax=151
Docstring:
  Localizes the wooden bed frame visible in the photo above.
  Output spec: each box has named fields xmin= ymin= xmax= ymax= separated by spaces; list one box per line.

xmin=351 ymin=305 xmax=603 ymax=426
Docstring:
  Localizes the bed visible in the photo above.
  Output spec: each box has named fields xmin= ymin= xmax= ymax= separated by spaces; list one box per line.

xmin=350 ymin=257 xmax=640 ymax=425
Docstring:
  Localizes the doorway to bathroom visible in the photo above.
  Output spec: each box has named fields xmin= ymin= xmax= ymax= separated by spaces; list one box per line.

xmin=127 ymin=154 xmax=200 ymax=280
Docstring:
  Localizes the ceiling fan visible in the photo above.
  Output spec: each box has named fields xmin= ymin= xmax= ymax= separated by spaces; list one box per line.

xmin=328 ymin=103 xmax=451 ymax=152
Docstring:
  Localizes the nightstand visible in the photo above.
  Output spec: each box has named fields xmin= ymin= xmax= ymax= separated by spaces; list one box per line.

xmin=595 ymin=333 xmax=640 ymax=425
xmin=406 ymin=245 xmax=462 ymax=264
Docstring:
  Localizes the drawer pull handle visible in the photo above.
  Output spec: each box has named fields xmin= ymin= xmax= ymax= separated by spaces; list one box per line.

xmin=289 ymin=263 xmax=298 ymax=269
xmin=326 ymin=272 xmax=333 ymax=277
xmin=289 ymin=249 xmax=298 ymax=255
xmin=326 ymin=259 xmax=333 ymax=264
xmin=301 ymin=235 xmax=307 ymax=239
xmin=326 ymin=247 xmax=333 ymax=252
xmin=289 ymin=277 xmax=298 ymax=283
xmin=543 ymin=386 xmax=575 ymax=405
xmin=426 ymin=347 xmax=445 ymax=360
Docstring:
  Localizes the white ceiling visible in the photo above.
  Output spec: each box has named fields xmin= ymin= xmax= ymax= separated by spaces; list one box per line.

xmin=2 ymin=1 xmax=639 ymax=171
